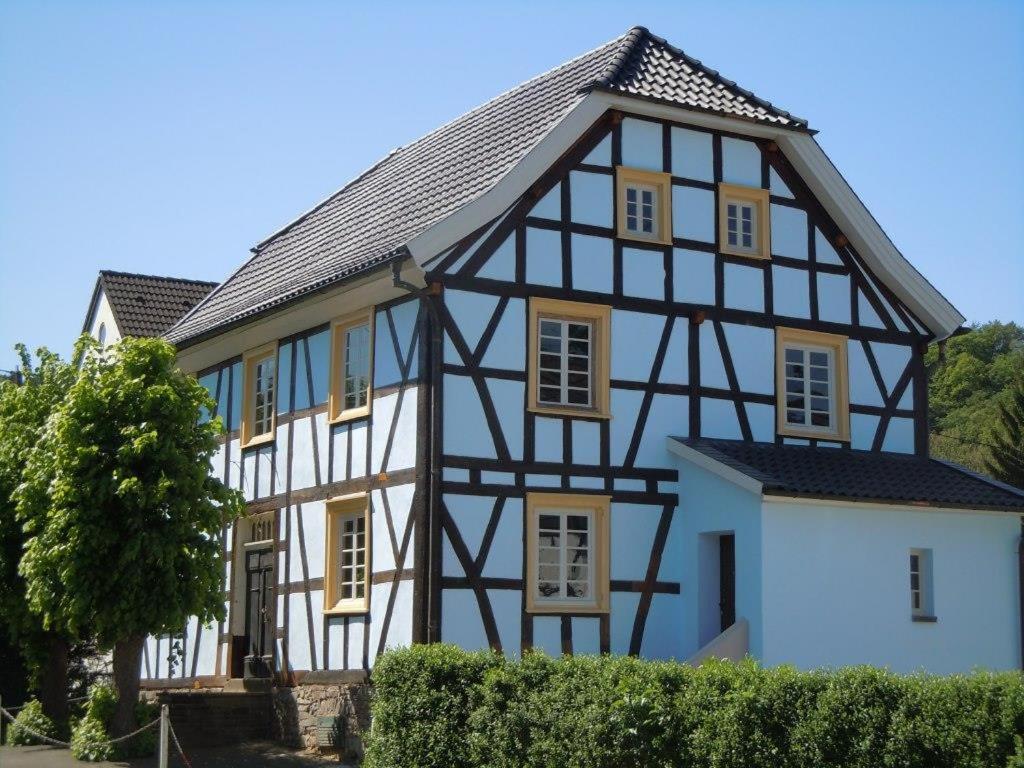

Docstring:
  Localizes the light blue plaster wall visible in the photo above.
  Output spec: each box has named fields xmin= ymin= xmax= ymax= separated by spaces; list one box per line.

xmin=724 ymin=263 xmax=764 ymax=312
xmin=583 ymin=135 xmax=611 ymax=166
xmin=671 ymin=126 xmax=713 ymax=182
xmin=526 ymin=226 xmax=562 ymax=287
xmin=621 ymin=117 xmax=663 ymax=172
xmin=570 ymin=171 xmax=613 ymax=228
xmin=773 ymin=265 xmax=810 ymax=319
xmin=721 ymin=137 xmax=761 ymax=187
xmin=675 ymin=456 xmax=763 ymax=659
xmin=443 ymin=374 xmax=495 ymax=458
xmin=532 ymin=183 xmax=561 ymax=220
xmin=480 ymin=298 xmax=525 ymax=371
xmin=611 ymin=309 xmax=664 ymax=381
xmin=722 ymin=323 xmax=774 ymax=395
xmin=761 ymin=500 xmax=1021 ymax=673
xmin=623 ymin=247 xmax=665 ymax=300
xmin=477 ymin=232 xmax=516 ymax=282
xmin=672 ymin=186 xmax=715 ymax=243
xmin=770 ymin=204 xmax=808 ymax=260
xmin=817 ymin=272 xmax=851 ymax=325
xmin=571 ymin=233 xmax=613 ymax=294
xmin=674 ymin=248 xmax=715 ymax=304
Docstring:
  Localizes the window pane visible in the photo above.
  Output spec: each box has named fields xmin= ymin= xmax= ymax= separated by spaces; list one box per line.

xmin=809 ymin=351 xmax=829 ymax=366
xmin=343 ymin=323 xmax=370 ymax=410
xmin=785 ymin=348 xmax=803 ymax=363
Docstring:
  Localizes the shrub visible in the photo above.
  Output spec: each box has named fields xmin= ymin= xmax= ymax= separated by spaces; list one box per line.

xmin=366 ymin=645 xmax=1024 ymax=768
xmin=5 ymin=699 xmax=57 ymax=746
xmin=68 ymin=683 xmax=159 ymax=761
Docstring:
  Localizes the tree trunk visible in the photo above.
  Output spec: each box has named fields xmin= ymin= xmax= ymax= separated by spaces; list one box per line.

xmin=111 ymin=635 xmax=145 ymax=738
xmin=37 ymin=633 xmax=69 ymax=724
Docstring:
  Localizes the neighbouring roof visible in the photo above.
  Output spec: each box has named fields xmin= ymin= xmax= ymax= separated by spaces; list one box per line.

xmin=166 ymin=26 xmax=806 ymax=347
xmin=84 ymin=271 xmax=218 ymax=338
xmin=673 ymin=438 xmax=1024 ymax=512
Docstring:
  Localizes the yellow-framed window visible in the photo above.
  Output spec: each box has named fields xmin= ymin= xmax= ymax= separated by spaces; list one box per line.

xmin=324 ymin=493 xmax=371 ymax=615
xmin=528 ymin=297 xmax=611 ymax=419
xmin=718 ymin=183 xmax=771 ymax=259
xmin=775 ymin=327 xmax=850 ymax=441
xmin=526 ymin=492 xmax=610 ymax=614
xmin=616 ymin=166 xmax=673 ymax=245
xmin=241 ymin=341 xmax=278 ymax=448
xmin=329 ymin=310 xmax=374 ymax=423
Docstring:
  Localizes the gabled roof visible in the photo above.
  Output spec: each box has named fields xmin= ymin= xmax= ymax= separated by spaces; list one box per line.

xmin=166 ymin=26 xmax=806 ymax=347
xmin=670 ymin=438 xmax=1024 ymax=513
xmin=84 ymin=271 xmax=218 ymax=338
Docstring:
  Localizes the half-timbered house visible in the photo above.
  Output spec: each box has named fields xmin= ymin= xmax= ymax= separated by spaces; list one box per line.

xmin=88 ymin=27 xmax=1024 ymax=709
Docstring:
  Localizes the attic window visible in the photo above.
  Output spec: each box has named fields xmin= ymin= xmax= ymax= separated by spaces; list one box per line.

xmin=616 ymin=167 xmax=671 ymax=245
xmin=718 ymin=183 xmax=770 ymax=259
xmin=241 ymin=342 xmax=278 ymax=447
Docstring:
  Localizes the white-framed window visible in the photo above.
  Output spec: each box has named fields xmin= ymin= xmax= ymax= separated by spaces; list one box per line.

xmin=538 ymin=317 xmax=593 ymax=408
xmin=783 ymin=345 xmax=834 ymax=431
xmin=324 ymin=493 xmax=371 ymax=614
xmin=97 ymin=322 xmax=107 ymax=348
xmin=775 ymin=328 xmax=850 ymax=441
xmin=528 ymin=298 xmax=610 ymax=418
xmin=241 ymin=342 xmax=278 ymax=447
xmin=909 ymin=548 xmax=935 ymax=620
xmin=726 ymin=200 xmax=757 ymax=253
xmin=526 ymin=493 xmax=609 ymax=614
xmin=624 ymin=183 xmax=658 ymax=238
xmin=329 ymin=311 xmax=374 ymax=423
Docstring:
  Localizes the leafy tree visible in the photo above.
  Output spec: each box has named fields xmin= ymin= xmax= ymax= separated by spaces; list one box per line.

xmin=986 ymin=382 xmax=1024 ymax=490
xmin=0 ymin=344 xmax=81 ymax=721
xmin=926 ymin=321 xmax=1024 ymax=473
xmin=16 ymin=337 xmax=243 ymax=736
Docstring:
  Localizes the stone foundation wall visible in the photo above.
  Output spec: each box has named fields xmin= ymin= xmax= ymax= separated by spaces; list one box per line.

xmin=273 ymin=678 xmax=371 ymax=761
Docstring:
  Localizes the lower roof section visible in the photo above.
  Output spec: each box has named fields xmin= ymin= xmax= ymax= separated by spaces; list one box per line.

xmin=668 ymin=438 xmax=1024 ymax=513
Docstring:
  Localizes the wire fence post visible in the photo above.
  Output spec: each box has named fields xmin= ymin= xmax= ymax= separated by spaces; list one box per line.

xmin=158 ymin=704 xmax=169 ymax=768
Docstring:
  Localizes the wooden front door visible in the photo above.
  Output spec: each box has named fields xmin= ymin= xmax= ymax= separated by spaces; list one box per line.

xmin=243 ymin=547 xmax=274 ymax=678
xmin=719 ymin=534 xmax=736 ymax=632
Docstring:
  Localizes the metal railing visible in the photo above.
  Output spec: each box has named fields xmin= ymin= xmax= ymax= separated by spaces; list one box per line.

xmin=0 ymin=695 xmax=192 ymax=767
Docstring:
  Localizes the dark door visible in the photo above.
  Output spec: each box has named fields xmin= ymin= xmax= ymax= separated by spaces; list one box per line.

xmin=243 ymin=547 xmax=274 ymax=678
xmin=719 ymin=534 xmax=736 ymax=632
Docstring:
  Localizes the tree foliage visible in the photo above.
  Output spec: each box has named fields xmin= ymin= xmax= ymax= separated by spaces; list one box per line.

xmin=14 ymin=336 xmax=243 ymax=732
xmin=926 ymin=321 xmax=1024 ymax=476
xmin=986 ymin=382 xmax=1024 ymax=489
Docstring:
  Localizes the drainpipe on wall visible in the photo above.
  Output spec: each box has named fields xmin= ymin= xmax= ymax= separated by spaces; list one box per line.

xmin=391 ymin=257 xmax=443 ymax=644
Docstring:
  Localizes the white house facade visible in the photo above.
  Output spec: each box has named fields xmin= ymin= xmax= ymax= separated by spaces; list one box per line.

xmin=85 ymin=26 xmax=1023 ymax=689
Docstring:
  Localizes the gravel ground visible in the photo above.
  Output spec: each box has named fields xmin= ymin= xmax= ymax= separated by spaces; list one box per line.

xmin=0 ymin=741 xmax=348 ymax=767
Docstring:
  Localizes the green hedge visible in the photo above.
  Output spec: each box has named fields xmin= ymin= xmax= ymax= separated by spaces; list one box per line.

xmin=5 ymin=699 xmax=58 ymax=746
xmin=364 ymin=645 xmax=1024 ymax=768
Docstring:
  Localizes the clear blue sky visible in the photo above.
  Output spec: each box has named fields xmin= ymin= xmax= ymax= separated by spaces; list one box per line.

xmin=1 ymin=1 xmax=1021 ymax=364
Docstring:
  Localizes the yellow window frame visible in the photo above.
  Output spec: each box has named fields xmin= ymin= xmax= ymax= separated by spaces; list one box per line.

xmin=526 ymin=492 xmax=611 ymax=615
xmin=718 ymin=182 xmax=771 ymax=260
xmin=616 ymin=166 xmax=673 ymax=245
xmin=775 ymin=326 xmax=850 ymax=442
xmin=324 ymin=493 xmax=372 ymax=615
xmin=527 ymin=297 xmax=611 ymax=419
xmin=240 ymin=341 xmax=278 ymax=448
xmin=329 ymin=309 xmax=375 ymax=424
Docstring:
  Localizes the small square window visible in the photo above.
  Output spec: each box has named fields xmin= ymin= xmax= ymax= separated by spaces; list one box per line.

xmin=529 ymin=298 xmax=610 ymax=418
xmin=241 ymin=342 xmax=278 ymax=447
xmin=775 ymin=327 xmax=849 ymax=441
xmin=324 ymin=494 xmax=371 ymax=614
xmin=527 ymin=493 xmax=609 ymax=614
xmin=330 ymin=311 xmax=374 ymax=423
xmin=616 ymin=167 xmax=672 ymax=244
xmin=718 ymin=183 xmax=770 ymax=259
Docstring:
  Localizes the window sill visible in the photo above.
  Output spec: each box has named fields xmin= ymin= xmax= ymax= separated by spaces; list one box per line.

xmin=720 ymin=245 xmax=770 ymax=261
xmin=328 ymin=405 xmax=372 ymax=426
xmin=323 ymin=605 xmax=370 ymax=617
xmin=526 ymin=604 xmax=609 ymax=615
xmin=241 ymin=431 xmax=276 ymax=450
xmin=912 ymin=615 xmax=938 ymax=623
xmin=528 ymin=405 xmax=611 ymax=420
xmin=616 ymin=231 xmax=672 ymax=247
xmin=775 ymin=426 xmax=850 ymax=443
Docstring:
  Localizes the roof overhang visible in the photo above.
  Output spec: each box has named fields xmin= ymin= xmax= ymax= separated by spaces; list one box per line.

xmin=409 ymin=90 xmax=965 ymax=340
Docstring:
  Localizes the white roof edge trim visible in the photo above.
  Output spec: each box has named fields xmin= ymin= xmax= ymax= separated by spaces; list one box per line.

xmin=776 ymin=134 xmax=964 ymax=340
xmin=408 ymin=90 xmax=963 ymax=340
xmin=761 ymin=494 xmax=1021 ymax=516
xmin=666 ymin=438 xmax=764 ymax=496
